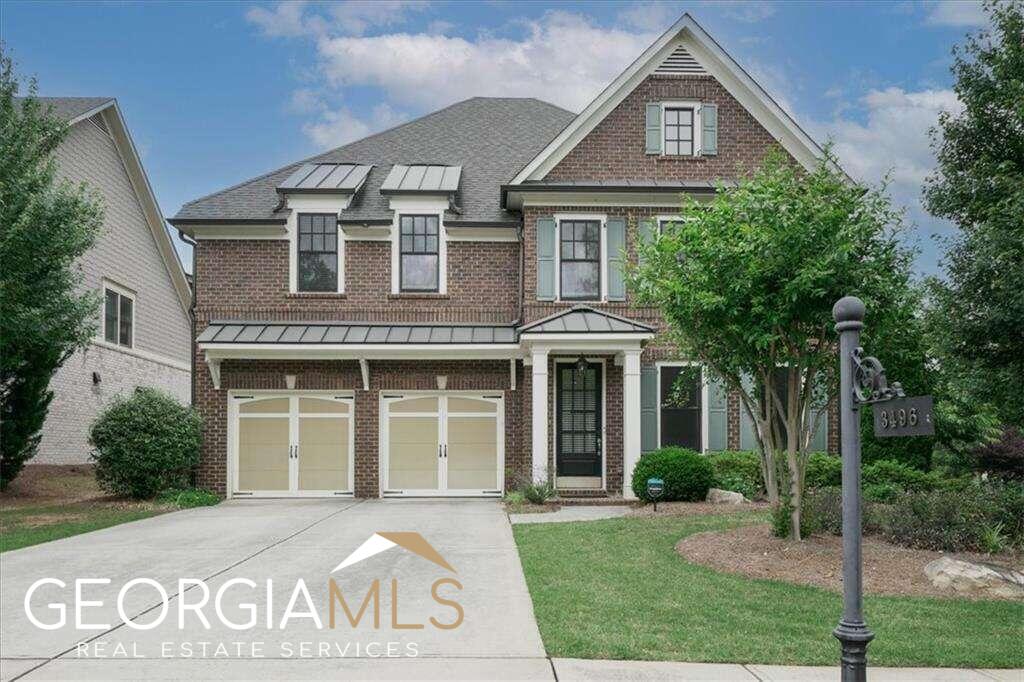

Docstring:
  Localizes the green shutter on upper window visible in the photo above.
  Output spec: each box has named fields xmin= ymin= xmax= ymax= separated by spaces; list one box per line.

xmin=637 ymin=218 xmax=656 ymax=266
xmin=536 ymin=217 xmax=556 ymax=300
xmin=641 ymin=366 xmax=658 ymax=453
xmin=645 ymin=103 xmax=662 ymax=155
xmin=739 ymin=372 xmax=758 ymax=451
xmin=701 ymin=103 xmax=718 ymax=155
xmin=606 ymin=217 xmax=626 ymax=301
xmin=707 ymin=372 xmax=729 ymax=451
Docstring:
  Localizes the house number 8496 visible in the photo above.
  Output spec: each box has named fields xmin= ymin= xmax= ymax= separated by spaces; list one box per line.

xmin=880 ymin=407 xmax=917 ymax=429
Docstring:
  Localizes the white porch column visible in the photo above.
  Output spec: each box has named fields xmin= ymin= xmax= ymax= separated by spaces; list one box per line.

xmin=531 ymin=348 xmax=550 ymax=483
xmin=622 ymin=349 xmax=642 ymax=499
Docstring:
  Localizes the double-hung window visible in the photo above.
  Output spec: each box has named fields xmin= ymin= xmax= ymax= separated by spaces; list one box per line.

xmin=664 ymin=107 xmax=695 ymax=156
xmin=297 ymin=214 xmax=338 ymax=292
xmin=103 ymin=286 xmax=133 ymax=348
xmin=399 ymin=215 xmax=439 ymax=292
xmin=559 ymin=219 xmax=601 ymax=300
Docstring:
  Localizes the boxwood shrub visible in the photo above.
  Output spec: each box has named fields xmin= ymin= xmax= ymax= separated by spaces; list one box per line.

xmin=90 ymin=388 xmax=202 ymax=499
xmin=706 ymin=450 xmax=763 ymax=499
xmin=805 ymin=452 xmax=842 ymax=488
xmin=631 ymin=447 xmax=713 ymax=502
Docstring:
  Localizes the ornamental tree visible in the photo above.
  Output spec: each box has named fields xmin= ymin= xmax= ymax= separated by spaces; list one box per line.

xmin=629 ymin=148 xmax=914 ymax=539
xmin=0 ymin=50 xmax=103 ymax=488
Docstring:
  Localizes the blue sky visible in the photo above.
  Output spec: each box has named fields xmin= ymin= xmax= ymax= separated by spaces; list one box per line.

xmin=3 ymin=1 xmax=989 ymax=275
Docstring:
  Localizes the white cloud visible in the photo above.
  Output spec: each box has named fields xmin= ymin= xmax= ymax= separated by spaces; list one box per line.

xmin=303 ymin=102 xmax=408 ymax=149
xmin=245 ymin=1 xmax=430 ymax=38
xmin=246 ymin=1 xmax=321 ymax=38
xmin=327 ymin=1 xmax=430 ymax=36
xmin=618 ymin=2 xmax=681 ymax=32
xmin=924 ymin=0 xmax=987 ymax=27
xmin=710 ymin=0 xmax=777 ymax=23
xmin=314 ymin=11 xmax=656 ymax=112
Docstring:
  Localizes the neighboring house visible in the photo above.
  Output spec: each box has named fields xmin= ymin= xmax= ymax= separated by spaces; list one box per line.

xmin=170 ymin=14 xmax=836 ymax=500
xmin=34 ymin=97 xmax=192 ymax=464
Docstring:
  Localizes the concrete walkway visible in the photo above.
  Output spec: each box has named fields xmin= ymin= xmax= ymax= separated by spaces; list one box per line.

xmin=509 ymin=505 xmax=631 ymax=524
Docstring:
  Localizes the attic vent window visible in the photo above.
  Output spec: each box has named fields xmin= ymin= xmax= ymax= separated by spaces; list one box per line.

xmin=654 ymin=44 xmax=706 ymax=75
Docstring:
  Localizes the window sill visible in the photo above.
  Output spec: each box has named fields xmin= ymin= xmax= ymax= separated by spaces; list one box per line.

xmin=388 ymin=293 xmax=450 ymax=300
xmin=286 ymin=292 xmax=347 ymax=299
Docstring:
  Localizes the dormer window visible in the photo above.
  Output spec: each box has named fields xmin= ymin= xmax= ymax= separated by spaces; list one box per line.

xmin=297 ymin=213 xmax=339 ymax=292
xmin=399 ymin=215 xmax=440 ymax=292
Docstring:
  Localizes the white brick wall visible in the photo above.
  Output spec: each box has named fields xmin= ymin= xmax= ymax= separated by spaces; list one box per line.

xmin=37 ymin=343 xmax=190 ymax=464
xmin=35 ymin=110 xmax=193 ymax=464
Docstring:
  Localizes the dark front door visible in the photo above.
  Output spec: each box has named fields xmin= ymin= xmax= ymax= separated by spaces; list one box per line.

xmin=556 ymin=361 xmax=602 ymax=477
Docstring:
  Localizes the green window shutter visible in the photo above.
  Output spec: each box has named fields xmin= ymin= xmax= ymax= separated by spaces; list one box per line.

xmin=707 ymin=372 xmax=728 ymax=451
xmin=536 ymin=217 xmax=556 ymax=301
xmin=606 ymin=217 xmax=626 ymax=301
xmin=739 ymin=372 xmax=758 ymax=450
xmin=701 ymin=103 xmax=718 ymax=156
xmin=810 ymin=391 xmax=829 ymax=452
xmin=645 ymin=103 xmax=662 ymax=155
xmin=641 ymin=366 xmax=658 ymax=453
xmin=637 ymin=218 xmax=656 ymax=266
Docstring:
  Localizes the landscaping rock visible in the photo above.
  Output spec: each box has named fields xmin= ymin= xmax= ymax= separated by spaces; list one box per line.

xmin=923 ymin=556 xmax=1024 ymax=599
xmin=706 ymin=488 xmax=748 ymax=504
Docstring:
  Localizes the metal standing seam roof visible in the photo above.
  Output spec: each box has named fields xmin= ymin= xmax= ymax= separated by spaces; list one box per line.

xmin=277 ymin=163 xmax=373 ymax=193
xmin=517 ymin=306 xmax=655 ymax=334
xmin=380 ymin=165 xmax=462 ymax=194
xmin=197 ymin=322 xmax=518 ymax=345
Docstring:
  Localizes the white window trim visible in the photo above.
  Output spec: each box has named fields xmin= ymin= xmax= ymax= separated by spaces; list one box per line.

xmin=655 ymin=361 xmax=710 ymax=454
xmin=661 ymin=101 xmax=702 ymax=157
xmin=553 ymin=213 xmax=608 ymax=303
xmin=101 ymin=278 xmax=136 ymax=349
xmin=391 ymin=209 xmax=447 ymax=295
xmin=286 ymin=196 xmax=350 ymax=295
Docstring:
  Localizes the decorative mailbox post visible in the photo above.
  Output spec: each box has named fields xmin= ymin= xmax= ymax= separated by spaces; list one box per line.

xmin=832 ymin=296 xmax=934 ymax=682
xmin=646 ymin=477 xmax=665 ymax=512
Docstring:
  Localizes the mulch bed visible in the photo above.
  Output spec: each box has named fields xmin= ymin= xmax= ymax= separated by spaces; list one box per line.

xmin=629 ymin=500 xmax=769 ymax=517
xmin=677 ymin=523 xmax=1024 ymax=600
xmin=505 ymin=502 xmax=561 ymax=514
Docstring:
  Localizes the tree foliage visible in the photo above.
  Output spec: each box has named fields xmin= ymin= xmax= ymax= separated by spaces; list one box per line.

xmin=0 ymin=49 xmax=103 ymax=488
xmin=923 ymin=0 xmax=1024 ymax=428
xmin=629 ymin=147 xmax=914 ymax=538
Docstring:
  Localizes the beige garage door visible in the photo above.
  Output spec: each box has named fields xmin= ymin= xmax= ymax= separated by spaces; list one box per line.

xmin=235 ymin=394 xmax=353 ymax=496
xmin=384 ymin=394 xmax=502 ymax=495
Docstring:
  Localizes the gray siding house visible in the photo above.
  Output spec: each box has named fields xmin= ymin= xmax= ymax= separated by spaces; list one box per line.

xmin=35 ymin=97 xmax=192 ymax=464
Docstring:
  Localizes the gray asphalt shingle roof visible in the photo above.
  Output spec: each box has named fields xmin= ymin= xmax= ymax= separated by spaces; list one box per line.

xmin=173 ymin=97 xmax=575 ymax=226
xmin=17 ymin=97 xmax=114 ymax=123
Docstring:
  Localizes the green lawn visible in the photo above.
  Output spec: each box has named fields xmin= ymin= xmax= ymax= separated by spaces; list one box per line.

xmin=513 ymin=512 xmax=1024 ymax=668
xmin=0 ymin=502 xmax=168 ymax=552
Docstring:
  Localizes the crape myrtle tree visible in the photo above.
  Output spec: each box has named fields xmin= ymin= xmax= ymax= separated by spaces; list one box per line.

xmin=0 ymin=50 xmax=103 ymax=488
xmin=924 ymin=0 xmax=1024 ymax=431
xmin=629 ymin=148 xmax=913 ymax=539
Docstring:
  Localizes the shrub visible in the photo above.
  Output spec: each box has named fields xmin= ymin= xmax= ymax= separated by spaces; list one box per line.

xmin=805 ymin=453 xmax=841 ymax=488
xmin=804 ymin=486 xmax=844 ymax=535
xmin=89 ymin=388 xmax=202 ymax=499
xmin=862 ymin=459 xmax=936 ymax=492
xmin=707 ymin=450 xmax=763 ymax=499
xmin=157 ymin=488 xmax=220 ymax=508
xmin=971 ymin=427 xmax=1024 ymax=480
xmin=863 ymin=482 xmax=901 ymax=504
xmin=631 ymin=447 xmax=713 ymax=502
xmin=503 ymin=490 xmax=525 ymax=507
xmin=521 ymin=480 xmax=555 ymax=505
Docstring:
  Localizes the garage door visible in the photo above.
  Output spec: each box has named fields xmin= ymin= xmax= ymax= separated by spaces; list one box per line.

xmin=382 ymin=393 xmax=503 ymax=496
xmin=232 ymin=394 xmax=353 ymax=497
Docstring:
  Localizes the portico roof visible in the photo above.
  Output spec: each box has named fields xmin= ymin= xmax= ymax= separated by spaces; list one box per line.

xmin=517 ymin=306 xmax=655 ymax=335
xmin=198 ymin=321 xmax=517 ymax=345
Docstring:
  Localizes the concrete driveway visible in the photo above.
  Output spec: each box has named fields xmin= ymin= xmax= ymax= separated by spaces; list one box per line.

xmin=1 ymin=499 xmax=549 ymax=681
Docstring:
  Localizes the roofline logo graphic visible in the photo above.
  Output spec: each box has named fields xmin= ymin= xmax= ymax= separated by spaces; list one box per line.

xmin=333 ymin=532 xmax=456 ymax=574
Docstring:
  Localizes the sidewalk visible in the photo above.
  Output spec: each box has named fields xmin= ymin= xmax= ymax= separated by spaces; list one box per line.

xmin=552 ymin=659 xmax=1022 ymax=681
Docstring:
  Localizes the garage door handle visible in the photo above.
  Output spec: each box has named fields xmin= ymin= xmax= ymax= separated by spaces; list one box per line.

xmin=443 ymin=444 xmax=447 ymax=459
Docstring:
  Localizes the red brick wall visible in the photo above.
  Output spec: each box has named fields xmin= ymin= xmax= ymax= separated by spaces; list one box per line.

xmin=195 ymin=357 xmax=518 ymax=497
xmin=546 ymin=74 xmax=785 ymax=182
xmin=195 ymin=239 xmax=518 ymax=323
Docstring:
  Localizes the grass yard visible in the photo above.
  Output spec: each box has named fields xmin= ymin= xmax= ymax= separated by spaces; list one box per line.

xmin=513 ymin=512 xmax=1024 ymax=668
xmin=0 ymin=465 xmax=178 ymax=552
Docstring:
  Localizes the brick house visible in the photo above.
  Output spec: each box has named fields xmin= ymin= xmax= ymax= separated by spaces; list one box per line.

xmin=170 ymin=14 xmax=835 ymax=500
xmin=33 ymin=98 xmax=192 ymax=464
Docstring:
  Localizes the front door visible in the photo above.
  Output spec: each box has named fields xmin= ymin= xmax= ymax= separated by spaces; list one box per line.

xmin=382 ymin=393 xmax=503 ymax=496
xmin=556 ymin=361 xmax=602 ymax=478
xmin=233 ymin=394 xmax=353 ymax=497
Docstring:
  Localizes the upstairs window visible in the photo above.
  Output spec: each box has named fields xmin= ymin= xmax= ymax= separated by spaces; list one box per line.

xmin=297 ymin=214 xmax=338 ymax=292
xmin=559 ymin=219 xmax=601 ymax=300
xmin=399 ymin=215 xmax=439 ymax=292
xmin=104 ymin=286 xmax=133 ymax=348
xmin=664 ymin=107 xmax=694 ymax=156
